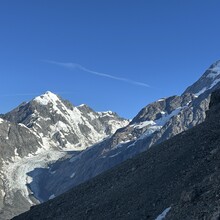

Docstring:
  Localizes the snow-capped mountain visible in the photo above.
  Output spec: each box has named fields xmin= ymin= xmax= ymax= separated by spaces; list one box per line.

xmin=0 ymin=92 xmax=128 ymax=220
xmin=13 ymin=88 xmax=220 ymax=220
xmin=184 ymin=60 xmax=220 ymax=96
xmin=3 ymin=91 xmax=128 ymax=151
xmin=1 ymin=60 xmax=220 ymax=219
xmin=27 ymin=60 xmax=220 ymax=205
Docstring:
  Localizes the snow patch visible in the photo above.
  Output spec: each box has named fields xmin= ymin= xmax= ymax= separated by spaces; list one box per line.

xmin=134 ymin=120 xmax=155 ymax=129
xmin=210 ymin=78 xmax=220 ymax=90
xmin=195 ymin=77 xmax=220 ymax=97
xmin=14 ymin=148 xmax=19 ymax=156
xmin=88 ymin=112 xmax=96 ymax=120
xmin=195 ymin=87 xmax=207 ymax=97
xmin=109 ymin=151 xmax=121 ymax=158
xmin=155 ymin=107 xmax=182 ymax=126
xmin=49 ymin=194 xmax=55 ymax=200
xmin=18 ymin=123 xmax=28 ymax=128
xmin=127 ymin=107 xmax=186 ymax=149
xmin=34 ymin=91 xmax=59 ymax=106
xmin=157 ymin=98 xmax=165 ymax=102
xmin=98 ymin=111 xmax=115 ymax=117
xmin=208 ymin=72 xmax=219 ymax=79
xmin=78 ymin=104 xmax=86 ymax=107
xmin=70 ymin=172 xmax=75 ymax=178
xmin=2 ymin=149 xmax=65 ymax=205
xmin=155 ymin=207 xmax=171 ymax=220
xmin=207 ymin=63 xmax=220 ymax=78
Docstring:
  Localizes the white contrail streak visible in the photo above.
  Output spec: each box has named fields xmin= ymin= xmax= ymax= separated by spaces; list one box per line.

xmin=45 ymin=60 xmax=151 ymax=88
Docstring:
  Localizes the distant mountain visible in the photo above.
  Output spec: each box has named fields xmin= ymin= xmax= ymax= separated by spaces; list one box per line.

xmin=29 ymin=60 xmax=220 ymax=204
xmin=0 ymin=91 xmax=128 ymax=220
xmin=3 ymin=91 xmax=128 ymax=151
xmin=12 ymin=87 xmax=220 ymax=220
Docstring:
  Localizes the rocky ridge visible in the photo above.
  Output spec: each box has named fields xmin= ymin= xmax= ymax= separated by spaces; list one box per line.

xmin=0 ymin=91 xmax=128 ymax=220
xmin=30 ymin=60 xmax=220 ymax=202
xmin=1 ymin=60 xmax=220 ymax=219
xmin=13 ymin=87 xmax=220 ymax=220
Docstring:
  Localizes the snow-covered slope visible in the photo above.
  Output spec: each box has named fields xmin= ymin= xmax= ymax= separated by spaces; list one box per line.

xmin=184 ymin=60 xmax=220 ymax=96
xmin=13 ymin=88 xmax=220 ymax=220
xmin=0 ymin=118 xmax=43 ymax=219
xmin=31 ymin=93 xmax=196 ymax=200
xmin=0 ymin=91 xmax=129 ymax=219
xmin=3 ymin=91 xmax=128 ymax=151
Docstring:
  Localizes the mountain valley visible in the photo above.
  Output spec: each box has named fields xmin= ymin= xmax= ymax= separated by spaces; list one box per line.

xmin=0 ymin=60 xmax=220 ymax=219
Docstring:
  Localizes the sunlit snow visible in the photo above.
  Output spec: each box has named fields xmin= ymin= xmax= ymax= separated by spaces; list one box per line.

xmin=155 ymin=207 xmax=171 ymax=220
xmin=1 ymin=91 xmax=129 ymax=207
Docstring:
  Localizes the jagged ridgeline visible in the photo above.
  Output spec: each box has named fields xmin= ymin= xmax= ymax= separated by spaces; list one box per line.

xmin=0 ymin=60 xmax=220 ymax=219
xmin=0 ymin=91 xmax=128 ymax=220
xmin=13 ymin=79 xmax=220 ymax=220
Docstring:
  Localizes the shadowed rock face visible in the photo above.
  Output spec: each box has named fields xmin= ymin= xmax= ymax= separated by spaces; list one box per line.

xmin=12 ymin=88 xmax=220 ymax=220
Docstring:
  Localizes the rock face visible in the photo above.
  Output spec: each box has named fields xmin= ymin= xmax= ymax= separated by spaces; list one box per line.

xmin=0 ymin=119 xmax=42 ymax=219
xmin=13 ymin=88 xmax=220 ymax=220
xmin=184 ymin=60 xmax=220 ymax=96
xmin=0 ymin=91 xmax=128 ymax=220
xmin=2 ymin=91 xmax=128 ymax=150
xmin=30 ymin=61 xmax=220 ymax=203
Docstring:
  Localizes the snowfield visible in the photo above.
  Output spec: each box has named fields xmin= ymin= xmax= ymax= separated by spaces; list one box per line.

xmin=1 ymin=148 xmax=66 ymax=205
xmin=155 ymin=207 xmax=171 ymax=220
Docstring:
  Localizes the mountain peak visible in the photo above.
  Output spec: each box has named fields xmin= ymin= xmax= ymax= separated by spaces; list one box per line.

xmin=183 ymin=59 xmax=220 ymax=96
xmin=206 ymin=60 xmax=220 ymax=79
xmin=33 ymin=91 xmax=60 ymax=105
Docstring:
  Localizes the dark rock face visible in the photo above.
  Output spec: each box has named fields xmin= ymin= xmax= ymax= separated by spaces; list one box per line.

xmin=207 ymin=88 xmax=220 ymax=119
xmin=2 ymin=92 xmax=128 ymax=150
xmin=0 ymin=119 xmax=42 ymax=220
xmin=0 ymin=120 xmax=40 ymax=160
xmin=13 ymin=88 xmax=220 ymax=220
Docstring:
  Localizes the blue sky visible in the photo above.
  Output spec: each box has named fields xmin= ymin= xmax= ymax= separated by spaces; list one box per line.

xmin=1 ymin=0 xmax=220 ymax=118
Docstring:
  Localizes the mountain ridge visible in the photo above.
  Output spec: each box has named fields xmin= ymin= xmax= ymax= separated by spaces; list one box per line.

xmin=0 ymin=91 xmax=129 ymax=220
xmin=1 ymin=60 xmax=220 ymax=219
xmin=12 ymin=87 xmax=220 ymax=220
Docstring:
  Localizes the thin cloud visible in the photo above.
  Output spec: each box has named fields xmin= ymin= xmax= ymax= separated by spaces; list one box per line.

xmin=44 ymin=60 xmax=151 ymax=88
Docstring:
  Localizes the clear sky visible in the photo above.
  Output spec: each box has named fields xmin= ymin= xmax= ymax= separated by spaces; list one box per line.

xmin=1 ymin=0 xmax=220 ymax=119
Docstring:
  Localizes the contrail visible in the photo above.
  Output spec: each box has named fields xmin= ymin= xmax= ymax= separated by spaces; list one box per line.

xmin=44 ymin=60 xmax=151 ymax=88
